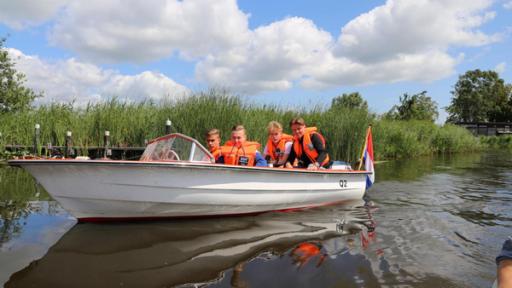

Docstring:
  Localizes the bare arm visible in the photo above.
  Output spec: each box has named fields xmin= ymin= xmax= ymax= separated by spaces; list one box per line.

xmin=499 ymin=260 xmax=512 ymax=288
xmin=497 ymin=238 xmax=512 ymax=288
xmin=285 ymin=145 xmax=297 ymax=168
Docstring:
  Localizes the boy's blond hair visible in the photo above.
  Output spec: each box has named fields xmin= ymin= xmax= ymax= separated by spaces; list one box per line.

xmin=231 ymin=125 xmax=246 ymax=133
xmin=205 ymin=128 xmax=220 ymax=138
xmin=267 ymin=121 xmax=283 ymax=133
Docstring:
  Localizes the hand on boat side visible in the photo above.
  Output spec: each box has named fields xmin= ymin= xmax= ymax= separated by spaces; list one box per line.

xmin=307 ymin=163 xmax=320 ymax=171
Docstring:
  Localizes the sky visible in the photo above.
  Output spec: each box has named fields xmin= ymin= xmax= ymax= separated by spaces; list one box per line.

xmin=0 ymin=0 xmax=511 ymax=122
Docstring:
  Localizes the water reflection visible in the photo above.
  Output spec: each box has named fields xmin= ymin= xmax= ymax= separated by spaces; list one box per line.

xmin=6 ymin=201 xmax=382 ymax=288
xmin=376 ymin=152 xmax=491 ymax=182
xmin=0 ymin=166 xmax=52 ymax=246
xmin=371 ymin=150 xmax=512 ymax=287
xmin=374 ymin=150 xmax=512 ymax=226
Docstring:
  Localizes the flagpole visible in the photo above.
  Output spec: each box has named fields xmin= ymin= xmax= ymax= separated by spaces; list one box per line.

xmin=358 ymin=125 xmax=371 ymax=170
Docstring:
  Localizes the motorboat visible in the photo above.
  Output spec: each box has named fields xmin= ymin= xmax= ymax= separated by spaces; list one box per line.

xmin=8 ymin=133 xmax=373 ymax=221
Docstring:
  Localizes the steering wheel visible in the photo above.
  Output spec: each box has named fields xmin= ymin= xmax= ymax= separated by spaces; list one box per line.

xmin=167 ymin=150 xmax=181 ymax=161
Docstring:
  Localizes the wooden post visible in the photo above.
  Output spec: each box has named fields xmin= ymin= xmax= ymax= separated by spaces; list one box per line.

xmin=165 ymin=119 xmax=172 ymax=134
xmin=358 ymin=125 xmax=371 ymax=171
xmin=33 ymin=123 xmax=41 ymax=156
xmin=65 ymin=131 xmax=73 ymax=158
xmin=47 ymin=142 xmax=52 ymax=157
xmin=103 ymin=130 xmax=111 ymax=159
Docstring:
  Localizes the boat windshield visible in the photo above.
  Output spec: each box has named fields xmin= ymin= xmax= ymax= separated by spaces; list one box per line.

xmin=140 ymin=133 xmax=214 ymax=163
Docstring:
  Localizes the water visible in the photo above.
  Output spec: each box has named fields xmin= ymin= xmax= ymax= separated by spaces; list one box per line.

xmin=0 ymin=150 xmax=511 ymax=287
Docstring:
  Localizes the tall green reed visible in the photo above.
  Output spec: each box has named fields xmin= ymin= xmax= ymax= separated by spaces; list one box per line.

xmin=0 ymin=90 xmax=482 ymax=162
xmin=480 ymin=135 xmax=512 ymax=149
xmin=374 ymin=120 xmax=481 ymax=159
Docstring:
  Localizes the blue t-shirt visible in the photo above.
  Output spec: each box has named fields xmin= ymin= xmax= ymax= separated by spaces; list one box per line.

xmin=497 ymin=238 xmax=512 ymax=264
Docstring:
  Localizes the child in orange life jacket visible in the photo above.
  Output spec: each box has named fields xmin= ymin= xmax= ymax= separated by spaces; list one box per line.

xmin=285 ymin=117 xmax=331 ymax=170
xmin=263 ymin=121 xmax=293 ymax=167
xmin=218 ymin=125 xmax=267 ymax=167
xmin=205 ymin=128 xmax=221 ymax=161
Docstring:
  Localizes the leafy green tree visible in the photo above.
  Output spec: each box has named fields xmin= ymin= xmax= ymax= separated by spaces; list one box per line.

xmin=385 ymin=91 xmax=438 ymax=122
xmin=330 ymin=92 xmax=368 ymax=111
xmin=1 ymin=37 xmax=39 ymax=113
xmin=446 ymin=69 xmax=511 ymax=123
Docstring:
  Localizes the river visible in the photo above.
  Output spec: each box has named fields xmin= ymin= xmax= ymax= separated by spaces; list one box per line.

xmin=0 ymin=150 xmax=511 ymax=287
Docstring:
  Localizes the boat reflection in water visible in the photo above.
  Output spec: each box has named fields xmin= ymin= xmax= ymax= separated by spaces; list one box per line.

xmin=6 ymin=200 xmax=378 ymax=288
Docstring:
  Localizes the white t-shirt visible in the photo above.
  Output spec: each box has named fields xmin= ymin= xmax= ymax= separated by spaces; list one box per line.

xmin=263 ymin=141 xmax=293 ymax=165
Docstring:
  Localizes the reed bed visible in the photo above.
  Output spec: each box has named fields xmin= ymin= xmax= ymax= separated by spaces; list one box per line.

xmin=480 ymin=135 xmax=512 ymax=149
xmin=0 ymin=91 xmax=482 ymax=162
xmin=373 ymin=120 xmax=482 ymax=159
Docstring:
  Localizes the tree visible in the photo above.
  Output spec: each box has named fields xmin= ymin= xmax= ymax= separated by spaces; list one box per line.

xmin=446 ymin=69 xmax=512 ymax=123
xmin=330 ymin=92 xmax=368 ymax=111
xmin=385 ymin=91 xmax=438 ymax=122
xmin=0 ymin=37 xmax=39 ymax=113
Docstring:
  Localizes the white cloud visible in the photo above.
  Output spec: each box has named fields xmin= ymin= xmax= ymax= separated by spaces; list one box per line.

xmin=196 ymin=17 xmax=333 ymax=94
xmin=302 ymin=51 xmax=460 ymax=88
xmin=302 ymin=0 xmax=499 ymax=89
xmin=494 ymin=62 xmax=506 ymax=73
xmin=103 ymin=72 xmax=190 ymax=102
xmin=49 ymin=0 xmax=250 ymax=63
xmin=7 ymin=48 xmax=190 ymax=105
xmin=0 ymin=0 xmax=69 ymax=29
xmin=197 ymin=0 xmax=498 ymax=92
xmin=3 ymin=0 xmax=503 ymax=96
xmin=335 ymin=0 xmax=499 ymax=63
xmin=504 ymin=1 xmax=512 ymax=9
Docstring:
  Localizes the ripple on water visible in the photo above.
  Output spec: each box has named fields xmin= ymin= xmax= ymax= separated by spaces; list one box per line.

xmin=1 ymin=151 xmax=511 ymax=287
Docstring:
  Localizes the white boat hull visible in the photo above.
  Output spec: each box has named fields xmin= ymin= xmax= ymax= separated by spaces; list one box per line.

xmin=10 ymin=160 xmax=369 ymax=221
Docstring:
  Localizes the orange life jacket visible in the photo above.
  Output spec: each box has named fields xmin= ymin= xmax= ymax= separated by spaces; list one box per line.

xmin=266 ymin=133 xmax=293 ymax=161
xmin=210 ymin=146 xmax=221 ymax=161
xmin=290 ymin=242 xmax=326 ymax=268
xmin=293 ymin=127 xmax=330 ymax=166
xmin=293 ymin=242 xmax=321 ymax=258
xmin=220 ymin=140 xmax=260 ymax=166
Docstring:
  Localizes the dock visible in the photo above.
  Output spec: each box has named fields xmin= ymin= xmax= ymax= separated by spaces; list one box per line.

xmin=456 ymin=122 xmax=512 ymax=136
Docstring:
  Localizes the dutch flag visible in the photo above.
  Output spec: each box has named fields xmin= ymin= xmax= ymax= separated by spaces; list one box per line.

xmin=362 ymin=126 xmax=375 ymax=189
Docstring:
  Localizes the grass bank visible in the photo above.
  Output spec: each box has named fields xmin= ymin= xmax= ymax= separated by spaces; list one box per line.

xmin=0 ymin=91 xmax=482 ymax=162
